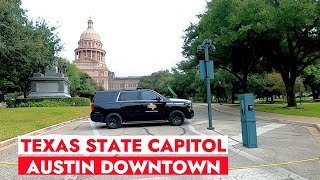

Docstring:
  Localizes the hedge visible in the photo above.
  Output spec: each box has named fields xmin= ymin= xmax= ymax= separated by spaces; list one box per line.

xmin=11 ymin=97 xmax=91 ymax=108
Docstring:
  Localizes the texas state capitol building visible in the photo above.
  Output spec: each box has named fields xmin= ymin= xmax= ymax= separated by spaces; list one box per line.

xmin=73 ymin=18 xmax=140 ymax=90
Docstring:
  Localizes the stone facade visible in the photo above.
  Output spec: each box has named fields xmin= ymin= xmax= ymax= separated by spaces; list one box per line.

xmin=73 ymin=18 xmax=140 ymax=90
xmin=108 ymin=72 xmax=140 ymax=90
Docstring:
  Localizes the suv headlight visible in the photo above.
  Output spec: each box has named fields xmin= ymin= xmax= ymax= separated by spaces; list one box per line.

xmin=184 ymin=102 xmax=192 ymax=109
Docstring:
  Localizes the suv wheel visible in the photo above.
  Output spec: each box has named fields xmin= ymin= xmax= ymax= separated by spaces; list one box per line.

xmin=105 ymin=113 xmax=122 ymax=129
xmin=168 ymin=110 xmax=185 ymax=126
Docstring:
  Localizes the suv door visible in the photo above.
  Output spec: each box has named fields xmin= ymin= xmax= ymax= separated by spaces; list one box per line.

xmin=117 ymin=91 xmax=142 ymax=120
xmin=139 ymin=90 xmax=166 ymax=120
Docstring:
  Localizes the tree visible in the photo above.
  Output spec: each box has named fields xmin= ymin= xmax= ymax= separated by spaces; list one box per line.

xmin=247 ymin=74 xmax=267 ymax=98
xmin=57 ymin=58 xmax=102 ymax=97
xmin=302 ymin=60 xmax=320 ymax=99
xmin=183 ymin=0 xmax=320 ymax=106
xmin=138 ymin=70 xmax=174 ymax=95
xmin=211 ymin=69 xmax=239 ymax=103
xmin=265 ymin=0 xmax=320 ymax=106
xmin=263 ymin=72 xmax=286 ymax=103
xmin=183 ymin=0 xmax=273 ymax=93
xmin=0 ymin=0 xmax=62 ymax=98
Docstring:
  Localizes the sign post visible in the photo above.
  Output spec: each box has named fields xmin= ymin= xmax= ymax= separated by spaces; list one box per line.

xmin=198 ymin=39 xmax=216 ymax=130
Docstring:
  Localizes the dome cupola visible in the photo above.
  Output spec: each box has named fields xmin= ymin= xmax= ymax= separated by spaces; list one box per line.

xmin=80 ymin=18 xmax=101 ymax=42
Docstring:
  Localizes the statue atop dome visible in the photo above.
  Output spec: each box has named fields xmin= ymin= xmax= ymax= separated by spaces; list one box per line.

xmin=87 ymin=17 xmax=93 ymax=29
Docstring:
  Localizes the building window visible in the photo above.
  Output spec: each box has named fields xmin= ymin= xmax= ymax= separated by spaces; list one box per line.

xmin=98 ymin=80 xmax=104 ymax=85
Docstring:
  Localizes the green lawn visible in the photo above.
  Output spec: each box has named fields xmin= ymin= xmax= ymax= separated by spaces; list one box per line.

xmin=225 ymin=103 xmax=320 ymax=117
xmin=0 ymin=106 xmax=90 ymax=141
xmin=255 ymin=97 xmax=315 ymax=104
xmin=234 ymin=97 xmax=316 ymax=104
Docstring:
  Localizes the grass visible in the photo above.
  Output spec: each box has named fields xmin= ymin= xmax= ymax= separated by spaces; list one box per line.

xmin=225 ymin=103 xmax=320 ymax=118
xmin=255 ymin=97 xmax=315 ymax=104
xmin=0 ymin=106 xmax=90 ymax=141
xmin=234 ymin=97 xmax=315 ymax=104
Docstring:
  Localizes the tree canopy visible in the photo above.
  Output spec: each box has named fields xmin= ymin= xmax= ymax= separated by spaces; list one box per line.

xmin=182 ymin=0 xmax=320 ymax=106
xmin=0 ymin=0 xmax=62 ymax=99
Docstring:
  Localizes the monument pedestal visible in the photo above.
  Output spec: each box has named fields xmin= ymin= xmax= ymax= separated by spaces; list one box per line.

xmin=28 ymin=67 xmax=71 ymax=98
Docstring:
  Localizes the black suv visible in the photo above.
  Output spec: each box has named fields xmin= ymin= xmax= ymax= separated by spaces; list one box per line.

xmin=90 ymin=89 xmax=194 ymax=129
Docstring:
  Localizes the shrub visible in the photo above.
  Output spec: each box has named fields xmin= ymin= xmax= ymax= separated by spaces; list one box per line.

xmin=4 ymin=92 xmax=22 ymax=108
xmin=13 ymin=97 xmax=91 ymax=108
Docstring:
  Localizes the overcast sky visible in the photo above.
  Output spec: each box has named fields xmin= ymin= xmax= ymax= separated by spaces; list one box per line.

xmin=21 ymin=0 xmax=207 ymax=77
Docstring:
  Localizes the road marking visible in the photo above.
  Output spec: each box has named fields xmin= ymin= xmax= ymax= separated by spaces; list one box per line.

xmin=65 ymin=118 xmax=100 ymax=180
xmin=191 ymin=120 xmax=208 ymax=126
xmin=190 ymin=121 xmax=286 ymax=146
xmin=229 ymin=123 xmax=286 ymax=146
xmin=132 ymin=177 xmax=171 ymax=180
xmin=188 ymin=123 xmax=308 ymax=180
xmin=89 ymin=118 xmax=100 ymax=136
xmin=188 ymin=124 xmax=205 ymax=135
xmin=0 ymin=161 xmax=18 ymax=165
xmin=228 ymin=157 xmax=320 ymax=170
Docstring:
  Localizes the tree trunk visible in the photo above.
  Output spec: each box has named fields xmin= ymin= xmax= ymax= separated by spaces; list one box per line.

xmin=311 ymin=86 xmax=319 ymax=100
xmin=231 ymin=89 xmax=235 ymax=104
xmin=280 ymin=71 xmax=297 ymax=107
xmin=226 ymin=89 xmax=232 ymax=104
xmin=241 ymin=77 xmax=249 ymax=93
xmin=24 ymin=90 xmax=28 ymax=98
xmin=285 ymin=83 xmax=296 ymax=107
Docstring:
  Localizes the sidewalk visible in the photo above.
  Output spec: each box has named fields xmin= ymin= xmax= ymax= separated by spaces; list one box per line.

xmin=211 ymin=103 xmax=320 ymax=131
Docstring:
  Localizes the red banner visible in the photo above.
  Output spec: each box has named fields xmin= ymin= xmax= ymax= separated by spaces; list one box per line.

xmin=18 ymin=156 xmax=228 ymax=175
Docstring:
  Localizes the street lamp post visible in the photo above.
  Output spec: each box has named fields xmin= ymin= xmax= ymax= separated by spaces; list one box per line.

xmin=218 ymin=81 xmax=222 ymax=104
xmin=298 ymin=79 xmax=302 ymax=105
xmin=197 ymin=39 xmax=216 ymax=130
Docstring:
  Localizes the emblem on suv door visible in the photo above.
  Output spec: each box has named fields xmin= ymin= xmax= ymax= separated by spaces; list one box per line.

xmin=147 ymin=103 xmax=157 ymax=110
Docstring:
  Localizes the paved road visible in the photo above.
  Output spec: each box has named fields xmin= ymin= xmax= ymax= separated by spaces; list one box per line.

xmin=0 ymin=105 xmax=319 ymax=180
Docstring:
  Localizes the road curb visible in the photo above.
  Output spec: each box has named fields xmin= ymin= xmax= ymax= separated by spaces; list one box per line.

xmin=0 ymin=116 xmax=89 ymax=149
xmin=201 ymin=104 xmax=320 ymax=131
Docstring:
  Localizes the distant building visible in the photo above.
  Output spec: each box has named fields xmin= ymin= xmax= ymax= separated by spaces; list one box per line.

xmin=109 ymin=73 xmax=140 ymax=90
xmin=73 ymin=18 xmax=140 ymax=90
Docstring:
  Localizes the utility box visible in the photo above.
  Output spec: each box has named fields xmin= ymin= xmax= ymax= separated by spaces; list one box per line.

xmin=240 ymin=93 xmax=257 ymax=148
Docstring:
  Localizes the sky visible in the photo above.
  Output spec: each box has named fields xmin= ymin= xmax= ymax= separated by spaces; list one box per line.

xmin=21 ymin=0 xmax=207 ymax=77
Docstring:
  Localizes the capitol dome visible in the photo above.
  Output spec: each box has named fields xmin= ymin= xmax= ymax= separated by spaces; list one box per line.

xmin=80 ymin=18 xmax=101 ymax=42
